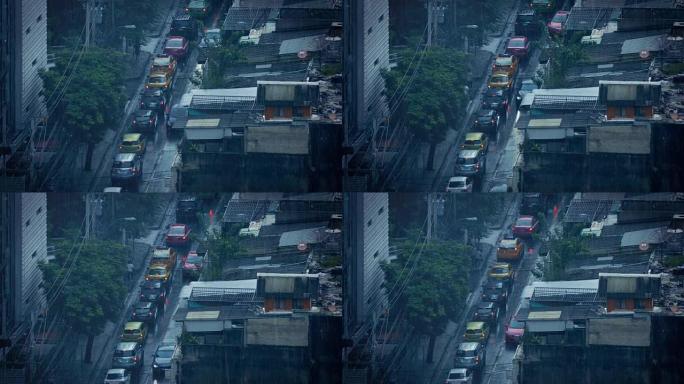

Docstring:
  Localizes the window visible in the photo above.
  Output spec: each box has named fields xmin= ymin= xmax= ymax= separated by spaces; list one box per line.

xmin=32 ymin=250 xmax=37 ymax=258
xmin=36 ymin=15 xmax=42 ymax=22
xmin=32 ymin=58 xmax=37 ymax=66
xmin=367 ymin=219 xmax=372 ymax=227
xmin=373 ymin=250 xmax=379 ymax=258
xmin=25 ymin=219 xmax=30 ymax=227
xmin=374 ymin=58 xmax=379 ymax=66
xmin=367 ymin=27 xmax=373 ymax=35
xmin=378 ymin=207 xmax=384 ymax=215
xmin=378 ymin=14 xmax=384 ymax=22
xmin=25 ymin=27 xmax=30 ymax=35
xmin=36 ymin=207 xmax=42 ymax=215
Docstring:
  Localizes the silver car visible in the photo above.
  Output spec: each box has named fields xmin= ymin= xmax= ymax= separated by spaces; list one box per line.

xmin=446 ymin=368 xmax=473 ymax=384
xmin=104 ymin=368 xmax=130 ymax=384
xmin=454 ymin=342 xmax=485 ymax=370
xmin=454 ymin=149 xmax=485 ymax=177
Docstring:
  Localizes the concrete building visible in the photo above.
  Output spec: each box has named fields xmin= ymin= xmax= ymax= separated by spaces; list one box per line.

xmin=0 ymin=193 xmax=48 ymax=382
xmin=0 ymin=0 xmax=48 ymax=190
xmin=343 ymin=193 xmax=390 ymax=382
xmin=344 ymin=0 xmax=390 ymax=190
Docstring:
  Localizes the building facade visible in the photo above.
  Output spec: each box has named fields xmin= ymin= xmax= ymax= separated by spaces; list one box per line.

xmin=343 ymin=192 xmax=389 ymax=381
xmin=344 ymin=0 xmax=390 ymax=189
xmin=1 ymin=0 xmax=47 ymax=190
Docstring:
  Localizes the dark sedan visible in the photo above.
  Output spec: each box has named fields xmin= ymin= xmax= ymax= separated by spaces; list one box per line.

xmin=473 ymin=301 xmax=500 ymax=324
xmin=131 ymin=109 xmax=158 ymax=132
xmin=481 ymin=280 xmax=508 ymax=305
xmin=139 ymin=280 xmax=167 ymax=306
xmin=130 ymin=301 xmax=158 ymax=323
xmin=481 ymin=88 xmax=509 ymax=115
xmin=139 ymin=89 xmax=167 ymax=114
xmin=473 ymin=109 xmax=500 ymax=133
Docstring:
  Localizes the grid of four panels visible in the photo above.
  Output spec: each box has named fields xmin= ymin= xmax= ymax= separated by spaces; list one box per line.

xmin=2 ymin=0 xmax=684 ymax=383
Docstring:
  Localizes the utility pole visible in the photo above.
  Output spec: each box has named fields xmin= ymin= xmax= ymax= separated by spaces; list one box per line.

xmin=426 ymin=194 xmax=445 ymax=240
xmin=427 ymin=193 xmax=433 ymax=240
xmin=85 ymin=194 xmax=92 ymax=239
xmin=84 ymin=0 xmax=92 ymax=49
xmin=426 ymin=0 xmax=434 ymax=47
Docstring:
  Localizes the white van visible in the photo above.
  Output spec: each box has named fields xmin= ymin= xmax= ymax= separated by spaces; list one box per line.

xmin=167 ymin=92 xmax=193 ymax=132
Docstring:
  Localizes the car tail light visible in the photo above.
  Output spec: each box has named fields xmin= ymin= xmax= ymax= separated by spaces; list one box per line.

xmin=475 ymin=356 xmax=480 ymax=363
xmin=491 ymin=118 xmax=496 ymax=123
xmin=149 ymin=118 xmax=153 ymax=124
xmin=528 ymin=227 xmax=533 ymax=232
xmin=503 ymin=99 xmax=508 ymax=106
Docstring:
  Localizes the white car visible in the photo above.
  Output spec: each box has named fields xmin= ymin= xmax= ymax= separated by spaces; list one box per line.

xmin=446 ymin=176 xmax=473 ymax=193
xmin=445 ymin=368 xmax=473 ymax=384
xmin=104 ymin=368 xmax=130 ymax=384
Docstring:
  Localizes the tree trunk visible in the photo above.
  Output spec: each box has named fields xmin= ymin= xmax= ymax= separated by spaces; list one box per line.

xmin=426 ymin=141 xmax=437 ymax=171
xmin=84 ymin=334 xmax=94 ymax=363
xmin=84 ymin=142 xmax=94 ymax=171
xmin=426 ymin=334 xmax=436 ymax=363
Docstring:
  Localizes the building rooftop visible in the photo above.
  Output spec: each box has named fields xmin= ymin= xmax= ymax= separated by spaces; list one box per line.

xmin=564 ymin=198 xmax=619 ymax=223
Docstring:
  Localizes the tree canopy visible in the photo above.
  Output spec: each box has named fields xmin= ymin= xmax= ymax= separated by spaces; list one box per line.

xmin=41 ymin=47 xmax=126 ymax=169
xmin=383 ymin=47 xmax=469 ymax=169
xmin=40 ymin=234 xmax=128 ymax=361
xmin=383 ymin=237 xmax=471 ymax=361
xmin=543 ymin=225 xmax=588 ymax=280
xmin=201 ymin=229 xmax=245 ymax=280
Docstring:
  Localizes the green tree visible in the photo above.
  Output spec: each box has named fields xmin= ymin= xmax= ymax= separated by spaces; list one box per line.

xmin=201 ymin=229 xmax=244 ymax=280
xmin=543 ymin=226 xmax=587 ymax=280
xmin=383 ymin=47 xmax=469 ymax=170
xmin=40 ymin=235 xmax=128 ymax=363
xmin=383 ymin=238 xmax=471 ymax=362
xmin=544 ymin=41 xmax=587 ymax=88
xmin=204 ymin=34 xmax=246 ymax=88
xmin=41 ymin=47 xmax=126 ymax=170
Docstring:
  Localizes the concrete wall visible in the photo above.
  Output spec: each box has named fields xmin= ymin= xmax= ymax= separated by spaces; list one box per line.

xmin=586 ymin=316 xmax=650 ymax=347
xmin=246 ymin=316 xmax=309 ymax=347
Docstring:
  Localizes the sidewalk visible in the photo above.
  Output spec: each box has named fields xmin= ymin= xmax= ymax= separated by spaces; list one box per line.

xmin=52 ymin=0 xmax=178 ymax=192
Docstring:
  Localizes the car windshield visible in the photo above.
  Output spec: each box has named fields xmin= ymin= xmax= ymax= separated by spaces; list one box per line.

xmin=187 ymin=255 xmax=203 ymax=263
xmin=113 ymin=160 xmax=133 ymax=168
xmin=156 ymin=349 xmax=174 ymax=358
xmin=135 ymin=307 xmax=150 ymax=314
xmin=122 ymin=139 xmax=139 ymax=146
xmin=167 ymin=39 xmax=184 ymax=48
xmin=516 ymin=217 xmax=533 ymax=226
xmin=510 ymin=319 xmax=524 ymax=328
xmin=148 ymin=268 xmax=165 ymax=276
xmin=148 ymin=76 xmax=166 ymax=84
xmin=449 ymin=180 xmax=465 ymax=188
xmin=509 ymin=39 xmax=525 ymax=48
xmin=465 ymin=139 xmax=481 ymax=146
xmin=492 ymin=267 xmax=508 ymax=274
xmin=106 ymin=372 xmax=124 ymax=379
xmin=495 ymin=57 xmax=512 ymax=66
xmin=552 ymin=13 xmax=567 ymax=23
xmin=178 ymin=200 xmax=196 ymax=209
xmin=142 ymin=95 xmax=160 ymax=103
xmin=492 ymin=74 xmax=508 ymax=82
xmin=457 ymin=157 xmax=477 ymax=165
xmin=449 ymin=372 xmax=466 ymax=379
xmin=456 ymin=348 xmax=475 ymax=357
xmin=114 ymin=349 xmax=134 ymax=357
xmin=169 ymin=226 xmax=185 ymax=236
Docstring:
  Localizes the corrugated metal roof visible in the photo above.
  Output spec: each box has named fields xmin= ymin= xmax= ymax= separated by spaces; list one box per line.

xmin=621 ymin=34 xmax=666 ymax=54
xmin=620 ymin=227 xmax=667 ymax=247
xmin=278 ymin=226 xmax=325 ymax=247
xmin=279 ymin=34 xmax=326 ymax=54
